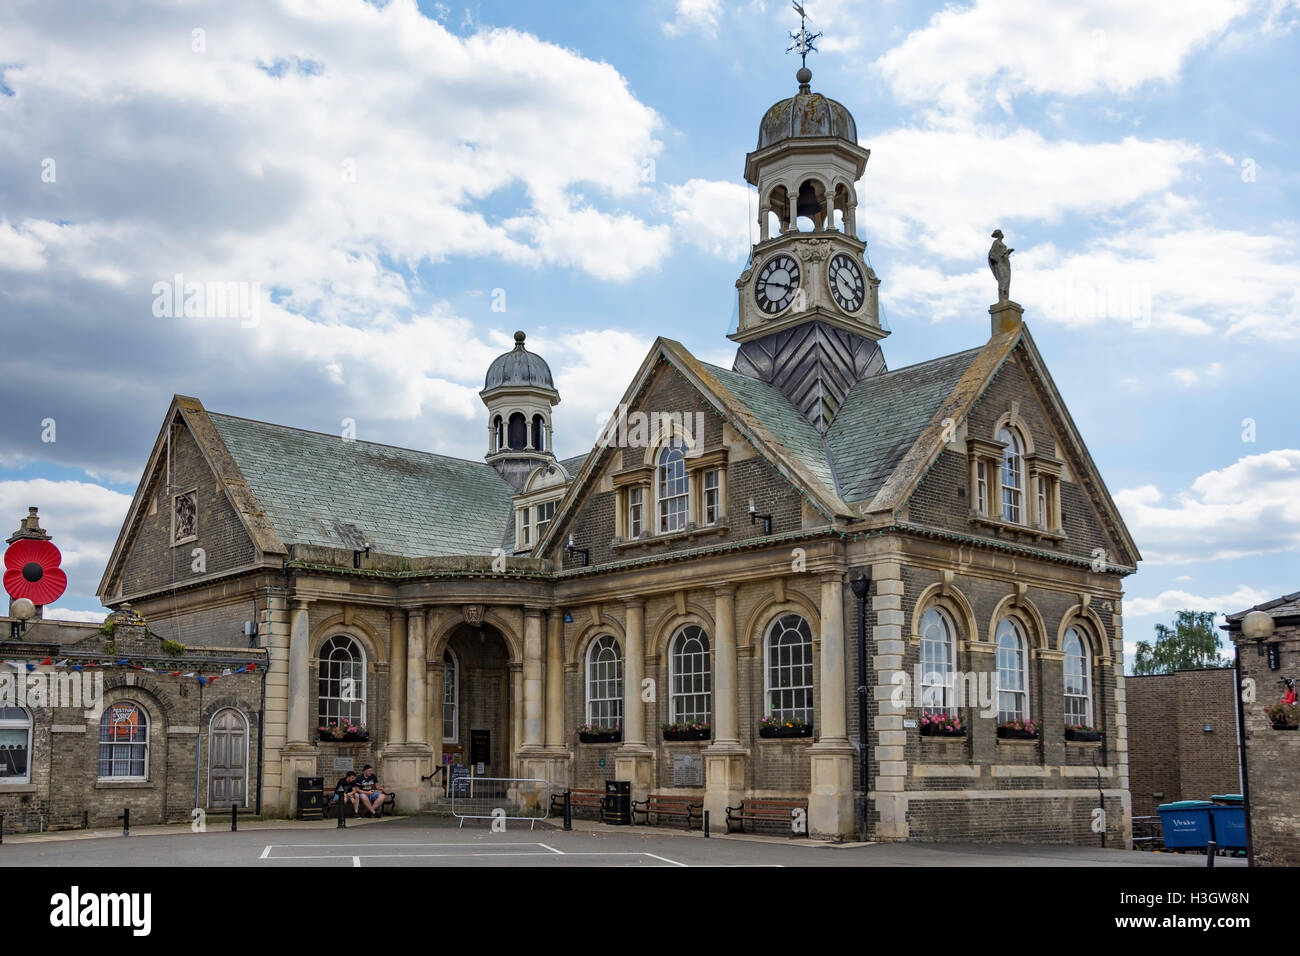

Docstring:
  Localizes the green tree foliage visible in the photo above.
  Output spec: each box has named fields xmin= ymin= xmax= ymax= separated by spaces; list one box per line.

xmin=1132 ymin=610 xmax=1231 ymax=675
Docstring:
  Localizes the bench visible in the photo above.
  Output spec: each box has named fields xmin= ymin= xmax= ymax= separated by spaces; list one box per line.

xmin=549 ymin=788 xmax=606 ymax=820
xmin=725 ymin=798 xmax=808 ymax=836
xmin=632 ymin=794 xmax=702 ymax=830
xmin=324 ymin=787 xmax=396 ymax=819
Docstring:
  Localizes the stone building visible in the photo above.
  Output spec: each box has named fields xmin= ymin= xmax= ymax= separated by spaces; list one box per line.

xmin=1 ymin=512 xmax=265 ymax=834
xmin=1225 ymin=591 xmax=1300 ymax=865
xmin=92 ymin=69 xmax=1140 ymax=842
xmin=1126 ymin=668 xmax=1238 ymax=816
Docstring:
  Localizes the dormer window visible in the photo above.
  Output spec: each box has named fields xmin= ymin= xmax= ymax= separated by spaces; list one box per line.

xmin=534 ymin=500 xmax=556 ymax=540
xmin=998 ymin=426 xmax=1024 ymax=523
xmin=657 ymin=438 xmax=689 ymax=533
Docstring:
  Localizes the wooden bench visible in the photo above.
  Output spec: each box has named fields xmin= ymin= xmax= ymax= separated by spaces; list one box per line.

xmin=725 ymin=798 xmax=808 ymax=836
xmin=324 ymin=787 xmax=396 ymax=819
xmin=632 ymin=794 xmax=702 ymax=830
xmin=549 ymin=788 xmax=606 ymax=820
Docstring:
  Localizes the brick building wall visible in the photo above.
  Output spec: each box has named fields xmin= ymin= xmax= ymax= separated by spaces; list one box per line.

xmin=1126 ymin=669 xmax=1238 ymax=817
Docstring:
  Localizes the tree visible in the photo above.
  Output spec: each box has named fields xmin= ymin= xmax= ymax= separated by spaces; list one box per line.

xmin=1131 ymin=610 xmax=1231 ymax=675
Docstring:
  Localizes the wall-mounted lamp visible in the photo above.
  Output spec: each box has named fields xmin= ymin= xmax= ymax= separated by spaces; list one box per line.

xmin=748 ymin=498 xmax=772 ymax=536
xmin=352 ymin=541 xmax=372 ymax=569
xmin=566 ymin=532 xmax=589 ymax=568
xmin=1242 ymin=609 xmax=1276 ymax=656
xmin=9 ymin=597 xmax=36 ymax=640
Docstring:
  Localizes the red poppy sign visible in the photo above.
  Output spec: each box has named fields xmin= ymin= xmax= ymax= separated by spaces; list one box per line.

xmin=3 ymin=538 xmax=68 ymax=606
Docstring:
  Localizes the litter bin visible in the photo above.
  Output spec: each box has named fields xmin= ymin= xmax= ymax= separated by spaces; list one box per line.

xmin=1210 ymin=793 xmax=1243 ymax=805
xmin=1157 ymin=800 xmax=1214 ymax=851
xmin=1207 ymin=799 xmax=1247 ymax=851
xmin=604 ymin=780 xmax=631 ymax=826
xmin=297 ymin=775 xmax=324 ymax=821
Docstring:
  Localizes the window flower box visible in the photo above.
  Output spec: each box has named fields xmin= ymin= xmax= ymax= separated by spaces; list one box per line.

xmin=919 ymin=713 xmax=965 ymax=737
xmin=1065 ymin=725 xmax=1103 ymax=742
xmin=1265 ymin=702 xmax=1298 ymax=731
xmin=577 ymin=724 xmax=622 ymax=744
xmin=662 ymin=722 xmax=710 ymax=741
xmin=317 ymin=722 xmax=368 ymax=743
xmin=996 ymin=719 xmax=1039 ymax=740
xmin=759 ymin=716 xmax=813 ymax=739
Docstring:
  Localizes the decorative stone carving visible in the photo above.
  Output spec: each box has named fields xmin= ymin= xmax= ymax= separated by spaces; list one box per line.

xmin=463 ymin=604 xmax=484 ymax=625
xmin=988 ymin=229 xmax=1014 ymax=302
xmin=796 ymin=238 xmax=833 ymax=263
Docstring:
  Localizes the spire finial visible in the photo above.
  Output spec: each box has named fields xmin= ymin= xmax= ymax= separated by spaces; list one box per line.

xmin=786 ymin=2 xmax=822 ymax=72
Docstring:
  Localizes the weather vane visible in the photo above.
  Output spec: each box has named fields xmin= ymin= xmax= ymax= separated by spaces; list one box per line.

xmin=786 ymin=2 xmax=822 ymax=68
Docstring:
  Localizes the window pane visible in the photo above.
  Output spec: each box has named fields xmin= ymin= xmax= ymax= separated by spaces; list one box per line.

xmin=767 ymin=615 xmax=813 ymax=723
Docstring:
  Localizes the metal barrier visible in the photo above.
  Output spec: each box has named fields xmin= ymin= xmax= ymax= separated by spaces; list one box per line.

xmin=448 ymin=776 xmax=551 ymax=829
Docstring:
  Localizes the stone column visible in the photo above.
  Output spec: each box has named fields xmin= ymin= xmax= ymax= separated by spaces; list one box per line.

xmin=382 ymin=606 xmax=434 ymax=810
xmin=819 ymin=575 xmax=849 ymax=742
xmin=522 ymin=608 xmax=545 ymax=749
xmin=511 ymin=663 xmax=524 ymax=767
xmin=705 ymin=584 xmax=746 ymax=823
xmin=545 ymin=611 xmax=564 ymax=749
xmin=808 ymin=573 xmax=854 ymax=839
xmin=387 ymin=609 xmax=407 ymax=746
xmin=870 ymin=562 xmax=909 ymax=840
xmin=615 ymin=597 xmax=653 ymax=802
xmin=406 ymin=609 xmax=428 ymax=744
xmin=280 ymin=599 xmax=317 ymax=817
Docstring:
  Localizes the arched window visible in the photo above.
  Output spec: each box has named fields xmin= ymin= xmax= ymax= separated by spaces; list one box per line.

xmin=657 ymin=438 xmax=688 ymax=533
xmin=766 ymin=614 xmax=814 ymax=723
xmin=531 ymin=414 xmax=545 ymax=452
xmin=586 ymin=635 xmax=623 ymax=728
xmin=493 ymin=415 xmax=503 ymax=453
xmin=1063 ymin=627 xmax=1092 ymax=727
xmin=995 ymin=619 xmax=1029 ymax=723
xmin=318 ymin=635 xmax=366 ymax=730
xmin=0 ymin=706 xmax=32 ymax=783
xmin=669 ymin=625 xmax=711 ymax=725
xmin=443 ymin=648 xmax=459 ymax=743
xmin=919 ymin=607 xmax=956 ymax=714
xmin=998 ymin=426 xmax=1024 ymax=523
xmin=507 ymin=412 xmax=527 ymax=451
xmin=98 ymin=701 xmax=149 ymax=781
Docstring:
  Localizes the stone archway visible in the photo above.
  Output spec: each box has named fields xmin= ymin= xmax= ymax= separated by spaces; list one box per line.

xmin=435 ymin=622 xmax=514 ymax=780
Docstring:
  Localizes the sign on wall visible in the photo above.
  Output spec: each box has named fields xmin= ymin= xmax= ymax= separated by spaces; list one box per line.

xmin=672 ymin=753 xmax=703 ymax=788
xmin=470 ymin=729 xmax=490 ymax=766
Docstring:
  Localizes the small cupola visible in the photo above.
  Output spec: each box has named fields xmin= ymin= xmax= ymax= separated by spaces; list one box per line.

xmin=480 ymin=331 xmax=561 ymax=491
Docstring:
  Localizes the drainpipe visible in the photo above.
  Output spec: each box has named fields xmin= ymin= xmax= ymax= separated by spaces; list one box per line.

xmin=850 ymin=573 xmax=871 ymax=843
xmin=1233 ymin=642 xmax=1254 ymax=867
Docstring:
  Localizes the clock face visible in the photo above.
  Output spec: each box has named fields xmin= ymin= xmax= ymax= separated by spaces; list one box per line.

xmin=827 ymin=253 xmax=865 ymax=313
xmin=755 ymin=254 xmax=801 ymax=314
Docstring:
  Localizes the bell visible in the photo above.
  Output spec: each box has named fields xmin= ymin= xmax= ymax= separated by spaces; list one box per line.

xmin=795 ymin=182 xmax=821 ymax=219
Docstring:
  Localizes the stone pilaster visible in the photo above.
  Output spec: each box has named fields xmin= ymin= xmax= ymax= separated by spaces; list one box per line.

xmin=705 ymin=585 xmax=746 ymax=823
xmin=616 ymin=597 xmax=653 ymax=803
xmin=386 ymin=608 xmax=407 ymax=746
xmin=870 ymin=562 xmax=909 ymax=840
xmin=808 ymin=572 xmax=854 ymax=839
xmin=384 ymin=605 xmax=432 ymax=811
xmin=260 ymin=591 xmax=291 ymax=815
xmin=522 ymin=608 xmax=545 ymax=749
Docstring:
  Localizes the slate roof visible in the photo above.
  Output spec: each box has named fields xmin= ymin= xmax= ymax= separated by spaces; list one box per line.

xmin=1226 ymin=590 xmax=1300 ymax=622
xmin=825 ymin=348 xmax=983 ymax=504
xmin=208 ymin=413 xmax=515 ymax=557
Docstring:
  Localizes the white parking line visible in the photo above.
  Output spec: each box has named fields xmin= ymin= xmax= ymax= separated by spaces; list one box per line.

xmin=258 ymin=843 xmax=687 ymax=865
xmin=260 ymin=845 xmax=272 ymax=859
xmin=536 ymin=843 xmax=564 ymax=855
xmin=352 ymin=856 xmax=361 ymax=868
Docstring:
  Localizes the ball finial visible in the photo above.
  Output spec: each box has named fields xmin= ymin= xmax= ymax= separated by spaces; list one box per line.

xmin=514 ymin=330 xmax=526 ymax=345
xmin=796 ymin=67 xmax=812 ymax=88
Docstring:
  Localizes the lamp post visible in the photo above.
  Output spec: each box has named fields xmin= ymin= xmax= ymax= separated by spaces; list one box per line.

xmin=1235 ymin=610 xmax=1274 ymax=867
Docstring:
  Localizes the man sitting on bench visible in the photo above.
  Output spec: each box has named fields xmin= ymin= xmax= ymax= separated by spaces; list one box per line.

xmin=332 ymin=770 xmax=359 ymax=817
xmin=355 ymin=764 xmax=387 ymax=817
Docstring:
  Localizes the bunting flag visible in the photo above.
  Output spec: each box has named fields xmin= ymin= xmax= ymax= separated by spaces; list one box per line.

xmin=0 ymin=657 xmax=259 ymax=686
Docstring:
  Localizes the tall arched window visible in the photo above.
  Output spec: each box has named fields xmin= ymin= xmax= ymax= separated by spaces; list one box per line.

xmin=318 ymin=635 xmax=366 ymax=729
xmin=998 ymin=426 xmax=1024 ymax=523
xmin=766 ymin=614 xmax=814 ymax=723
xmin=919 ymin=607 xmax=956 ymax=714
xmin=507 ymin=412 xmax=527 ymax=450
xmin=0 ymin=706 xmax=32 ymax=783
xmin=493 ymin=415 xmax=503 ymax=453
xmin=657 ymin=438 xmax=688 ymax=533
xmin=669 ymin=625 xmax=711 ymax=725
xmin=531 ymin=414 xmax=545 ymax=452
xmin=1063 ymin=627 xmax=1092 ymax=726
xmin=586 ymin=635 xmax=623 ymax=728
xmin=995 ymin=619 xmax=1029 ymax=723
xmin=443 ymin=648 xmax=459 ymax=742
xmin=98 ymin=701 xmax=149 ymax=781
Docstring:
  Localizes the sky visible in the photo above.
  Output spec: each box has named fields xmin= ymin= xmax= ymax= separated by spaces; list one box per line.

xmin=0 ymin=0 xmax=1297 ymax=668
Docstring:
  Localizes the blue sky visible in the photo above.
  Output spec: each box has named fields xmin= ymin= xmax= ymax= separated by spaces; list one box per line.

xmin=0 ymin=0 xmax=1297 ymax=667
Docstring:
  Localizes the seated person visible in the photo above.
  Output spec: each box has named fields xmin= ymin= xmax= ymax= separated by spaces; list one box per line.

xmin=355 ymin=764 xmax=387 ymax=817
xmin=332 ymin=770 xmax=359 ymax=816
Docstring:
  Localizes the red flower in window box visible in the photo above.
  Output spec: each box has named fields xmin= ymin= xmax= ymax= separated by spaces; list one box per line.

xmin=3 ymin=538 xmax=67 ymax=606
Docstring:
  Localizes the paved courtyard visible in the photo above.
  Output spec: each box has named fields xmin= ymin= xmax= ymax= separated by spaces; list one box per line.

xmin=0 ymin=815 xmax=1244 ymax=867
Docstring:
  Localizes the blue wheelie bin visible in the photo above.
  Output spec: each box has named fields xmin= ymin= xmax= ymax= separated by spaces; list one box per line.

xmin=1208 ymin=795 xmax=1246 ymax=851
xmin=1157 ymin=800 xmax=1215 ymax=851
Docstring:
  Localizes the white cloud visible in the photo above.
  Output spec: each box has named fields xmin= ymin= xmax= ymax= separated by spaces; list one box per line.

xmin=876 ymin=0 xmax=1253 ymax=113
xmin=0 ymin=219 xmax=47 ymax=272
xmin=1115 ymin=450 xmax=1300 ymax=563
xmin=0 ymin=480 xmax=133 ymax=606
xmin=44 ymin=607 xmax=109 ymax=623
xmin=667 ymin=179 xmax=755 ymax=260
xmin=1170 ymin=362 xmax=1223 ymax=386
xmin=662 ymin=0 xmax=725 ymax=37
xmin=1124 ymin=585 xmax=1270 ymax=619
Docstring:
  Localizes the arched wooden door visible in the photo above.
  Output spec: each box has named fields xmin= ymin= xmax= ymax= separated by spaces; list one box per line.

xmin=208 ymin=708 xmax=248 ymax=807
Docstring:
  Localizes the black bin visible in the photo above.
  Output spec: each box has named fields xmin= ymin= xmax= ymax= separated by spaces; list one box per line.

xmin=604 ymin=780 xmax=631 ymax=825
xmin=297 ymin=776 xmax=324 ymax=820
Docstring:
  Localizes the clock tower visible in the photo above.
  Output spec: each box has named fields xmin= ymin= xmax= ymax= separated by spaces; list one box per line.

xmin=732 ymin=65 xmax=888 ymax=433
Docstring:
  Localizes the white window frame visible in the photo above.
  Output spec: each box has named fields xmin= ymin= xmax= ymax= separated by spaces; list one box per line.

xmin=995 ymin=618 xmax=1029 ymax=723
xmin=764 ymin=614 xmax=814 ymax=723
xmin=656 ymin=439 xmax=689 ymax=534
xmin=998 ymin=427 xmax=1023 ymax=523
xmin=702 ymin=469 xmax=720 ymax=525
xmin=519 ymin=506 xmax=531 ymax=546
xmin=669 ymin=625 xmax=712 ymax=725
xmin=1063 ymin=627 xmax=1093 ymax=726
xmin=534 ymin=499 xmax=556 ymax=541
xmin=976 ymin=460 xmax=988 ymax=515
xmin=585 ymin=635 xmax=624 ymax=728
xmin=318 ymin=634 xmax=367 ymax=728
xmin=0 ymin=706 xmax=32 ymax=784
xmin=442 ymin=648 xmax=459 ymax=743
xmin=628 ymin=487 xmax=644 ymax=538
xmin=919 ymin=607 xmax=956 ymax=714
xmin=98 ymin=701 xmax=149 ymax=782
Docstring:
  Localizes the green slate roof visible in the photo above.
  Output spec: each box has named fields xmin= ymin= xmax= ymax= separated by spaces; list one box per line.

xmin=826 ymin=348 xmax=982 ymax=504
xmin=208 ymin=413 xmax=515 ymax=557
